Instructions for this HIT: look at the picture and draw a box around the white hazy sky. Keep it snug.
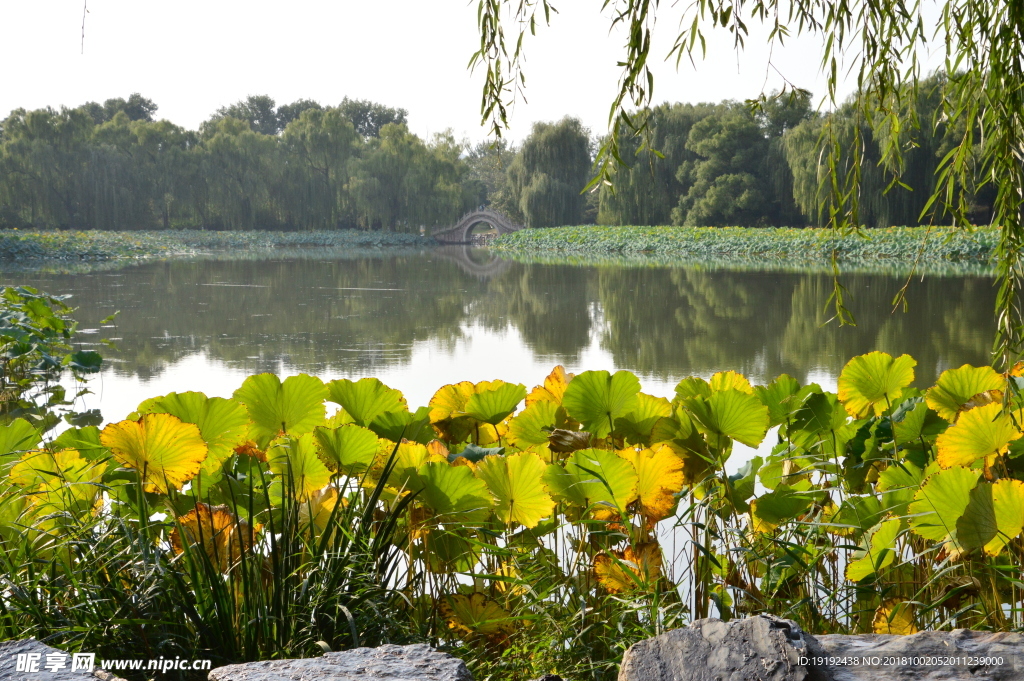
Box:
[0,1,941,143]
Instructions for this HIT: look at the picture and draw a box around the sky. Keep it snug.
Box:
[0,0,942,143]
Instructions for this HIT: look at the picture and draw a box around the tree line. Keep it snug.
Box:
[0,76,988,232]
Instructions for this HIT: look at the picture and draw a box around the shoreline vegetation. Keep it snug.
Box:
[492,225,999,272]
[0,226,1001,277]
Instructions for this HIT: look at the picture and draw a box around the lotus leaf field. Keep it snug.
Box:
[3,351,1024,677]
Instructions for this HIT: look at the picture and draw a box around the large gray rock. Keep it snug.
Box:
[618,615,828,681]
[207,644,472,681]
[816,629,1024,679]
[0,639,123,681]
[618,617,1024,681]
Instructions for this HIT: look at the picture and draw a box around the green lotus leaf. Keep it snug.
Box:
[956,478,1024,557]
[683,388,769,449]
[936,402,1020,468]
[137,392,250,482]
[267,432,332,502]
[369,406,433,444]
[753,374,801,427]
[545,448,638,514]
[838,352,917,418]
[831,495,886,534]
[562,370,641,438]
[614,393,673,446]
[50,426,107,461]
[326,377,407,426]
[418,530,479,573]
[451,444,504,464]
[673,376,711,403]
[507,400,565,448]
[892,398,947,444]
[416,461,493,523]
[234,373,328,446]
[466,381,527,425]
[542,463,588,507]
[908,465,980,542]
[877,462,924,517]
[313,424,379,476]
[475,450,557,524]
[726,456,762,512]
[749,489,814,533]
[846,517,902,582]
[926,364,1004,422]
[0,418,41,465]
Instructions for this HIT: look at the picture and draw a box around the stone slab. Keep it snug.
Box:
[0,639,122,681]
[207,644,472,681]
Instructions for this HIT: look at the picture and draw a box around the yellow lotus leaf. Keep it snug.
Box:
[12,449,105,517]
[926,364,1005,422]
[837,352,917,418]
[956,478,1024,557]
[526,365,574,406]
[299,486,344,530]
[171,503,258,572]
[428,381,476,423]
[655,440,713,487]
[936,403,1020,468]
[709,371,754,395]
[594,542,663,592]
[618,446,685,522]
[873,600,918,635]
[440,593,515,642]
[385,440,446,492]
[475,451,555,528]
[100,413,208,494]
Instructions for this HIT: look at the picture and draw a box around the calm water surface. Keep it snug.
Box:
[3,248,995,434]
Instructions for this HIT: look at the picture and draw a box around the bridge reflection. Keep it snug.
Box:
[433,245,513,279]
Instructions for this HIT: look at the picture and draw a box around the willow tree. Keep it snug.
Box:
[507,117,592,228]
[472,0,1024,367]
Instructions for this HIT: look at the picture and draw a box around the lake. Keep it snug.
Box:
[4,247,995,445]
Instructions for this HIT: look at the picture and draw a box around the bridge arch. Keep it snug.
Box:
[432,209,524,244]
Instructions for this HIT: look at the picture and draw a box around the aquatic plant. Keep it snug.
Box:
[2,355,1024,679]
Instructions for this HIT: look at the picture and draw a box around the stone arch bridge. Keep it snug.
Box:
[431,209,524,244]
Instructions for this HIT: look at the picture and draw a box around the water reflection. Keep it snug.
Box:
[4,252,995,408]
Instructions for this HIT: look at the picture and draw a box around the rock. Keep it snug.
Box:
[0,639,124,681]
[207,643,472,681]
[530,676,563,681]
[816,629,1024,680]
[618,614,828,681]
[618,617,1024,681]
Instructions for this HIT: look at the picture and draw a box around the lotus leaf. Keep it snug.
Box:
[618,446,685,521]
[594,542,662,592]
[507,400,564,448]
[440,593,514,641]
[936,402,1020,468]
[560,448,638,514]
[137,392,249,481]
[326,377,407,426]
[674,376,711,402]
[267,432,332,502]
[0,419,40,464]
[465,381,527,425]
[749,489,814,533]
[416,461,493,522]
[562,370,641,438]
[233,373,328,445]
[314,423,379,476]
[526,365,573,406]
[614,393,673,446]
[908,465,980,542]
[877,462,924,517]
[846,517,901,581]
[683,388,769,449]
[873,600,918,635]
[100,413,208,494]
[838,352,916,418]
[369,405,433,444]
[926,364,1004,422]
[475,451,554,528]
[709,370,754,394]
[753,374,801,427]
[171,503,257,573]
[956,478,1024,556]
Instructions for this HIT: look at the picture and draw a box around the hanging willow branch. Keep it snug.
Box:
[471,0,1024,368]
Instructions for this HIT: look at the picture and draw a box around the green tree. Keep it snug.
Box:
[507,117,592,228]
[338,98,408,138]
[82,93,158,125]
